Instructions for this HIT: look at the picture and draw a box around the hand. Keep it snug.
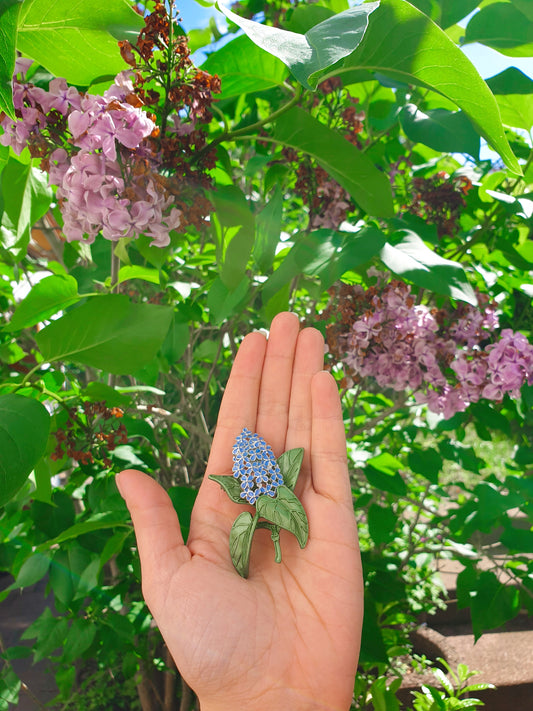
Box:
[117,312,363,711]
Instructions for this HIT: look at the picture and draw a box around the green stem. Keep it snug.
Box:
[17,361,48,390]
[257,521,282,563]
[194,84,303,163]
[110,249,120,294]
[271,526,282,564]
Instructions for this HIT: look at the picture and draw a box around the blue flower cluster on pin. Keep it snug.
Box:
[232,427,284,504]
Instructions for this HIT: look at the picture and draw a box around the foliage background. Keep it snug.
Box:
[0,0,533,709]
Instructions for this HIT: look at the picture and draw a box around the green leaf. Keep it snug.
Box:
[261,232,336,302]
[254,184,283,272]
[16,0,144,86]
[380,230,477,305]
[99,528,131,570]
[35,294,173,375]
[277,448,304,491]
[229,511,258,578]
[5,274,79,331]
[439,0,481,29]
[49,549,75,606]
[343,0,520,174]
[400,105,480,159]
[30,489,76,538]
[283,4,335,34]
[407,447,442,484]
[464,2,533,57]
[256,485,309,548]
[1,157,53,246]
[365,467,407,496]
[512,0,533,22]
[36,514,130,551]
[63,618,96,663]
[334,226,387,281]
[22,609,68,661]
[210,185,255,289]
[167,486,198,541]
[439,439,484,474]
[359,594,389,664]
[217,1,380,91]
[0,393,50,507]
[116,265,161,286]
[457,568,520,639]
[33,457,52,504]
[0,0,22,120]
[486,67,533,131]
[367,503,397,545]
[500,526,533,553]
[208,474,247,505]
[161,314,189,365]
[15,552,50,588]
[207,275,250,325]
[201,34,288,99]
[273,107,393,217]
[82,381,132,408]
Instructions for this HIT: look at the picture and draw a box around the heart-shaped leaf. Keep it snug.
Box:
[17,0,143,86]
[277,448,304,491]
[208,474,248,505]
[380,230,477,306]
[273,107,394,217]
[0,0,22,119]
[5,274,80,331]
[35,294,173,375]
[344,0,520,174]
[229,511,258,578]
[256,485,309,548]
[0,393,50,507]
[217,1,380,91]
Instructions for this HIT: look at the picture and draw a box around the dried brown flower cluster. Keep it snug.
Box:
[283,84,365,229]
[118,2,221,231]
[51,401,128,468]
[406,172,473,238]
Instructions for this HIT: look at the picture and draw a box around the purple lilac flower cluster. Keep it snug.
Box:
[334,272,533,419]
[0,59,181,246]
[232,428,284,504]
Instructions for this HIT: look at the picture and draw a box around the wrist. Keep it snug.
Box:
[199,690,351,711]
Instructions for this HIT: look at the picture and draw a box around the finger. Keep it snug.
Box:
[255,311,300,454]
[285,327,325,493]
[116,469,191,611]
[189,330,267,544]
[310,370,352,505]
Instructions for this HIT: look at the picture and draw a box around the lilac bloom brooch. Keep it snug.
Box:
[209,427,308,578]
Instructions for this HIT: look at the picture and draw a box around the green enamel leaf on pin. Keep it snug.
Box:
[256,486,309,549]
[277,448,304,491]
[229,512,258,578]
[208,474,248,505]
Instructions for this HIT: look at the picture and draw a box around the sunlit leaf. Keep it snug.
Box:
[343,0,520,173]
[0,393,50,507]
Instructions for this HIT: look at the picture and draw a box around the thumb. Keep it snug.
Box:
[116,469,191,609]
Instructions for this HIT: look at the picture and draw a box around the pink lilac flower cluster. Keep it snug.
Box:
[0,59,181,246]
[339,271,533,419]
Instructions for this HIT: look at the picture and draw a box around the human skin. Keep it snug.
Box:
[116,311,364,711]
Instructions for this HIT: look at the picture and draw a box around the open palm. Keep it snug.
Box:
[118,312,363,711]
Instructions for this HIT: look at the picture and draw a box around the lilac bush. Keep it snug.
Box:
[0,60,181,246]
[326,272,533,418]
